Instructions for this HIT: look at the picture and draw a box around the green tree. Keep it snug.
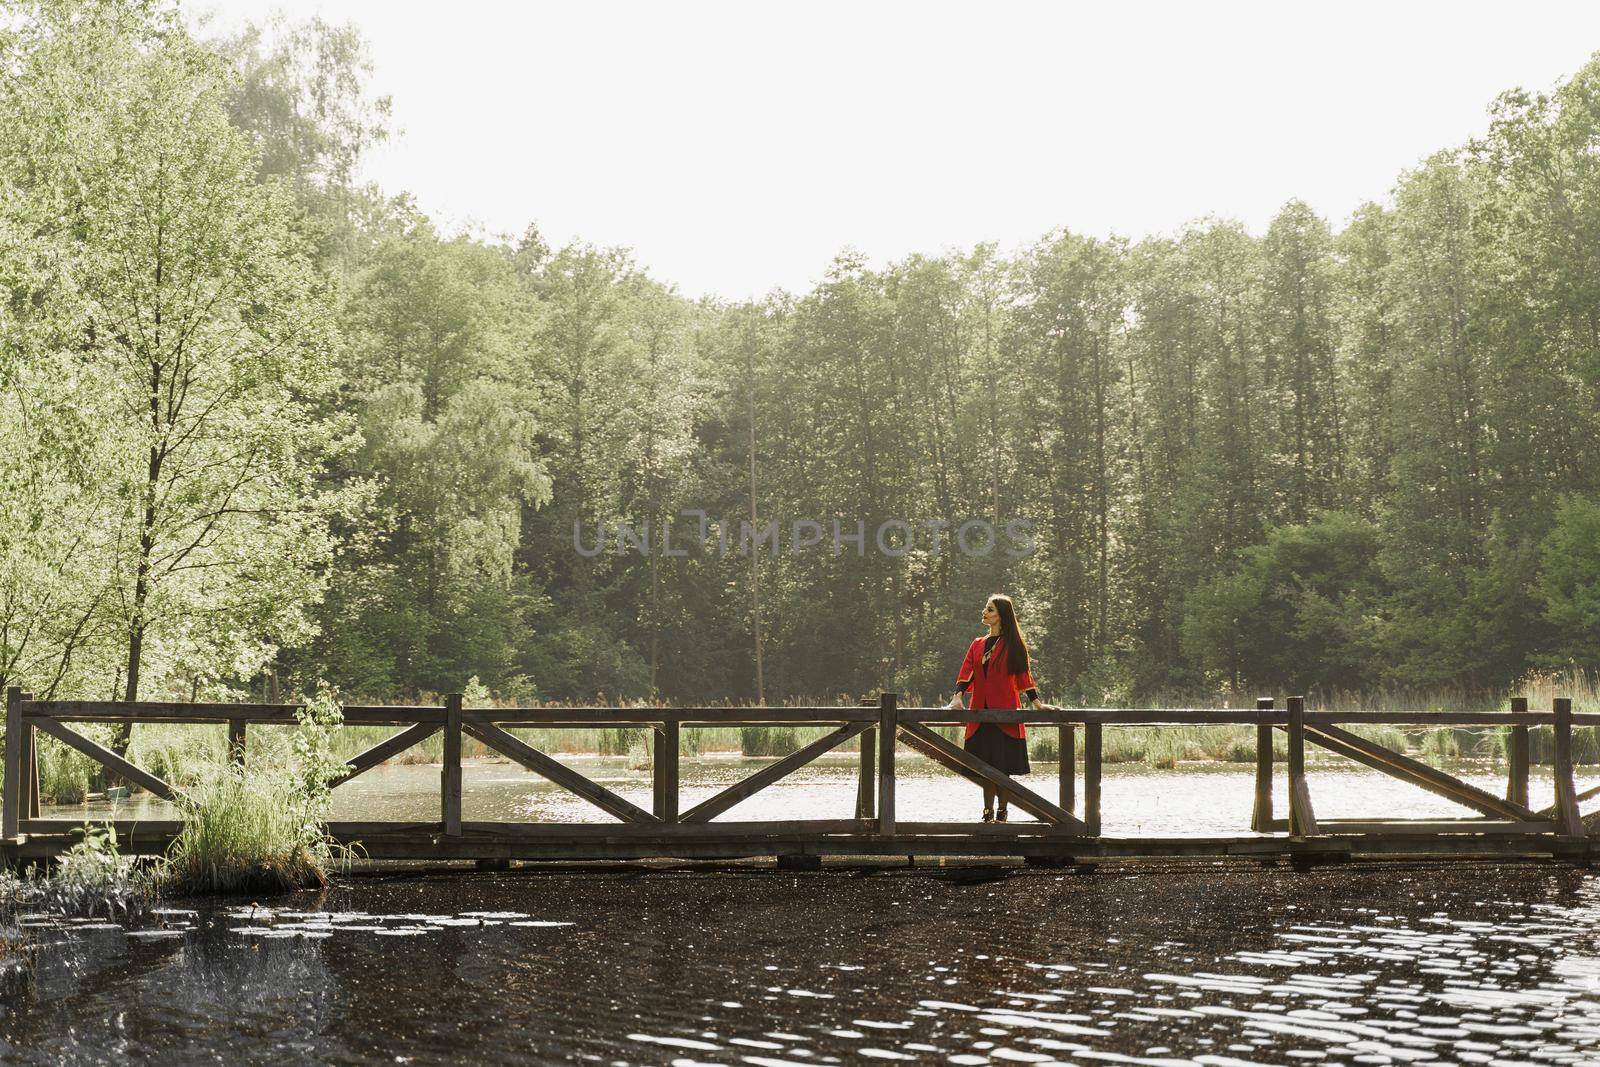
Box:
[0,2,356,726]
[1538,495,1600,667]
[1183,512,1386,695]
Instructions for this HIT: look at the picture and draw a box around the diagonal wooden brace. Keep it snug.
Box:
[1542,781,1600,818]
[896,721,1085,833]
[681,720,873,824]
[464,720,659,824]
[30,716,179,802]
[333,722,442,788]
[1302,723,1550,823]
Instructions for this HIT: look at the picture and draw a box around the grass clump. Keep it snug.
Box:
[49,823,154,918]
[164,769,331,894]
[162,683,352,896]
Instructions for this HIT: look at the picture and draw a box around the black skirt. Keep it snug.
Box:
[964,722,1031,776]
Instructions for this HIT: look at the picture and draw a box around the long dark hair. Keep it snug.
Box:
[990,594,1031,675]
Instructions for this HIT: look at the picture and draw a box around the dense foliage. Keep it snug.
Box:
[3,1,1599,709]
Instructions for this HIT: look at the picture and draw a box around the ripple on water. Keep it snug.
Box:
[9,861,1600,1065]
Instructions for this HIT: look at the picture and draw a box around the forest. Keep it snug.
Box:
[4,0,1600,713]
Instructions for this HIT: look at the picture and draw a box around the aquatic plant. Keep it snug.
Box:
[49,823,154,919]
[0,821,154,988]
[163,683,354,895]
[163,769,330,893]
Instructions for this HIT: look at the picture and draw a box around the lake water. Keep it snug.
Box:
[8,758,1600,1064]
[3,860,1600,1064]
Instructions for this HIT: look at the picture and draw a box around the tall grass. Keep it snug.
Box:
[162,684,350,896]
[163,768,337,894]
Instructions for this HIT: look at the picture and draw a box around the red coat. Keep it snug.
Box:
[956,635,1036,740]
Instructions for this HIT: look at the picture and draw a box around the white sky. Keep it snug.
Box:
[197,1,1600,300]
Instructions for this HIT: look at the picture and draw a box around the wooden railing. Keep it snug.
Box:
[3,688,1596,862]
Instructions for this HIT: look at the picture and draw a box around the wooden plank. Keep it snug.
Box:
[23,819,184,836]
[463,719,659,824]
[28,716,177,801]
[333,722,442,788]
[18,696,1567,729]
[20,701,445,725]
[1311,820,1556,835]
[911,708,1558,727]
[20,699,307,719]
[337,819,876,840]
[1508,697,1529,809]
[896,720,1085,832]
[3,688,19,840]
[227,719,247,767]
[11,818,1591,863]
[1251,697,1274,832]
[908,709,1269,726]
[1553,697,1584,837]
[1287,696,1319,836]
[878,693,897,836]
[17,832,1582,863]
[894,821,1068,836]
[1305,711,1554,727]
[483,708,878,727]
[680,720,872,824]
[653,720,679,822]
[443,694,462,837]
[1059,724,1075,814]
[856,725,876,820]
[1084,722,1102,836]
[1303,722,1544,821]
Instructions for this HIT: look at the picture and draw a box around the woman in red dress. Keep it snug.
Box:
[945,594,1051,822]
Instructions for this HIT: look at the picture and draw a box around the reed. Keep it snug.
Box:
[161,684,351,896]
[163,767,336,894]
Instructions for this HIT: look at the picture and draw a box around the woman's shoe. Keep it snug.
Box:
[996,807,1009,823]
[981,807,994,823]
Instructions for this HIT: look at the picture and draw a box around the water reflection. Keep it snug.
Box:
[3,864,1600,1063]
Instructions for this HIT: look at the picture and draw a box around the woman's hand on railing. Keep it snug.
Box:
[945,695,966,711]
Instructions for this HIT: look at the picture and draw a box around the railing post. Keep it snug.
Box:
[228,718,247,768]
[856,724,876,821]
[1553,696,1583,837]
[1287,695,1318,836]
[443,692,463,837]
[1084,719,1102,836]
[1251,697,1275,832]
[877,692,896,835]
[653,718,679,822]
[3,687,20,841]
[1058,723,1076,815]
[1507,696,1529,809]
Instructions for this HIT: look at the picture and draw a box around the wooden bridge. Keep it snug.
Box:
[4,688,1598,868]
